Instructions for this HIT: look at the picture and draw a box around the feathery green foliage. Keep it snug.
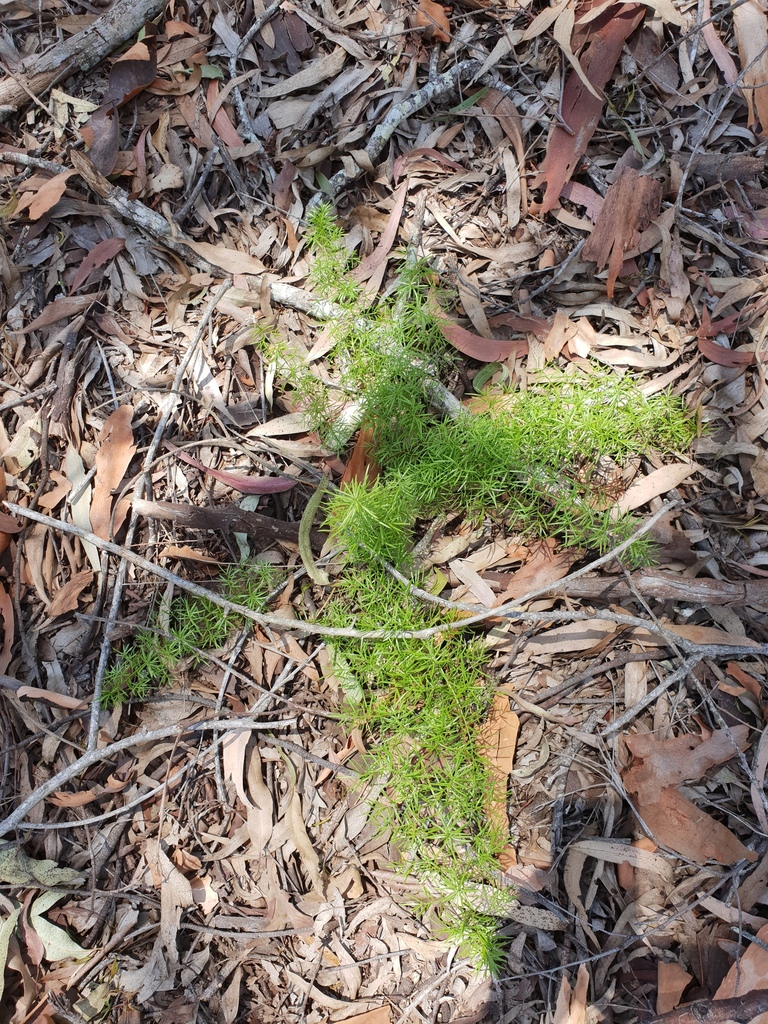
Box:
[101,562,279,707]
[324,568,511,972]
[251,205,697,972]
[329,368,694,565]
[257,203,695,565]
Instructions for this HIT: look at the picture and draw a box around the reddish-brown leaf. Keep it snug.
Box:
[474,89,525,168]
[633,787,757,865]
[697,335,765,367]
[341,427,380,488]
[48,570,94,618]
[437,317,529,362]
[70,237,126,292]
[393,149,465,182]
[165,440,296,494]
[351,182,407,284]
[734,0,768,134]
[624,727,757,865]
[487,311,552,339]
[697,308,768,364]
[0,581,13,674]
[534,4,646,213]
[91,405,137,540]
[582,166,662,297]
[272,160,297,213]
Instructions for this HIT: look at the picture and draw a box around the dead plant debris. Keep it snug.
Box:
[2,0,768,1020]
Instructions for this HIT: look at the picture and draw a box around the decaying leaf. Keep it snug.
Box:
[733,0,768,134]
[107,24,159,106]
[26,171,73,220]
[582,166,662,297]
[612,462,699,515]
[478,692,519,862]
[90,405,136,540]
[48,569,94,618]
[624,727,757,865]
[533,3,646,212]
[29,891,92,962]
[0,582,12,674]
[657,962,693,1014]
[716,920,768,997]
[553,963,590,1024]
[70,236,125,292]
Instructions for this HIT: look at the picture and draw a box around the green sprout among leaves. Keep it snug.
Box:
[234,206,698,972]
[101,562,279,708]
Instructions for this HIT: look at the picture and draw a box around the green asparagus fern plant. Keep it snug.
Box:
[265,202,695,567]
[101,561,279,707]
[254,203,696,973]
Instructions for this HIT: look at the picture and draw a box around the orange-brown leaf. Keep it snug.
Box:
[625,726,750,804]
[534,4,646,213]
[91,405,137,540]
[414,0,451,42]
[635,787,757,865]
[341,427,380,488]
[27,171,73,220]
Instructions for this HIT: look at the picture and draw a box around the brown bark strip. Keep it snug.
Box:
[132,498,324,552]
[0,0,168,116]
[558,569,768,608]
[644,991,768,1024]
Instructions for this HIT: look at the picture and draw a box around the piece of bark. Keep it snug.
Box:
[583,166,662,298]
[0,0,167,117]
[556,569,768,608]
[133,498,324,552]
[644,992,768,1024]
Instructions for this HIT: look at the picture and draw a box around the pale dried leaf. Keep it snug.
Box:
[525,619,617,655]
[733,0,768,133]
[612,462,699,514]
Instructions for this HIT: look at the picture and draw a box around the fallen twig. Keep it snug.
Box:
[0,0,167,116]
[601,656,703,738]
[322,59,482,201]
[86,279,232,748]
[0,715,295,837]
[6,504,768,660]
[645,992,768,1024]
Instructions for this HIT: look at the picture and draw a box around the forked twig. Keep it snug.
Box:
[0,716,295,837]
[7,503,768,661]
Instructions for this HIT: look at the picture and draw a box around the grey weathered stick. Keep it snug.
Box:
[227,0,284,145]
[0,0,168,116]
[0,716,295,838]
[322,59,482,201]
[601,656,703,738]
[7,503,768,657]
